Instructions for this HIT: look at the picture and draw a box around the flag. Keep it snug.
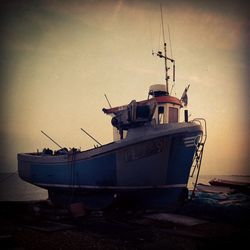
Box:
[180,84,190,106]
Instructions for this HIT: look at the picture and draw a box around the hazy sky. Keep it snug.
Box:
[0,0,249,175]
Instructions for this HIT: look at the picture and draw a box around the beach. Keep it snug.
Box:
[0,198,249,250]
[0,174,250,249]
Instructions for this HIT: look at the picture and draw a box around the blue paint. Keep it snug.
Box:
[75,153,116,186]
[22,129,202,210]
[30,153,116,186]
[30,164,71,184]
[166,133,199,185]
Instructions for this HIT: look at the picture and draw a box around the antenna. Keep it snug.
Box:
[168,24,176,95]
[154,5,175,95]
[167,24,173,58]
[160,4,168,94]
[160,5,166,44]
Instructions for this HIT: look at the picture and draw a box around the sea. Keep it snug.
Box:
[0,172,48,201]
[0,172,249,202]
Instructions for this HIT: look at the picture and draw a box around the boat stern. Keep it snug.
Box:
[18,153,33,183]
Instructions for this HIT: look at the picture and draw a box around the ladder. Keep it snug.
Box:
[189,118,207,199]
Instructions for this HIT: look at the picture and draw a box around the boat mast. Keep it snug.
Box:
[156,5,175,96]
[160,5,169,95]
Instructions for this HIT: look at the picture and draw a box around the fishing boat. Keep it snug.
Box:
[17,18,207,210]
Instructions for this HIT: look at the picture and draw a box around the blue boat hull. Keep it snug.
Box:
[18,123,202,210]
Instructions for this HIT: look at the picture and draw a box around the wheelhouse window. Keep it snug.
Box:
[169,107,178,123]
[158,106,164,124]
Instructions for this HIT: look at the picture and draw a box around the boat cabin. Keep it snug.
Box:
[103,84,183,141]
[149,84,182,124]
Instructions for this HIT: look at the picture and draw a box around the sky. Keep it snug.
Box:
[0,0,249,175]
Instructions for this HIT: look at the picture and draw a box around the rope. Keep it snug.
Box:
[67,150,77,205]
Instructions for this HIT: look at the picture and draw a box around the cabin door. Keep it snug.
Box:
[169,107,178,123]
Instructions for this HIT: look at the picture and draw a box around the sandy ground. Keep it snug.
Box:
[0,200,249,250]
